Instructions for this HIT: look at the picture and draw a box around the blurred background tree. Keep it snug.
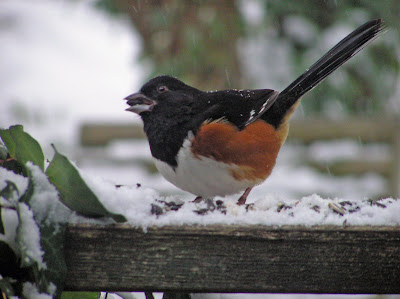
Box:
[98,0,245,90]
[95,0,399,118]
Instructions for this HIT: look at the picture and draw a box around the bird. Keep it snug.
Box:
[124,19,384,205]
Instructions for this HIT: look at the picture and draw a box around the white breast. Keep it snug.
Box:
[153,135,258,197]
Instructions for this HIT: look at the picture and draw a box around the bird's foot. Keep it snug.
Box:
[237,187,253,205]
[192,196,203,203]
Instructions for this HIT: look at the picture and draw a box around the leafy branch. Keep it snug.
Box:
[0,125,126,298]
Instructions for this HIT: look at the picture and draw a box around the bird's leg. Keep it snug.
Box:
[237,187,252,205]
[192,196,203,203]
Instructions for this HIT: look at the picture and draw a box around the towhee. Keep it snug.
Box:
[125,19,384,205]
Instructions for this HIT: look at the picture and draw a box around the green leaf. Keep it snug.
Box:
[0,158,27,177]
[0,181,20,235]
[0,142,8,160]
[61,292,99,299]
[30,263,50,295]
[0,276,15,297]
[0,180,20,201]
[0,125,45,171]
[19,170,34,205]
[39,222,67,298]
[0,129,16,157]
[46,145,126,223]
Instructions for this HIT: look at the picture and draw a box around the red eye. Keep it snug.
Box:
[158,85,168,93]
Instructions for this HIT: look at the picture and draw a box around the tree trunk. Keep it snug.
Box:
[115,0,244,90]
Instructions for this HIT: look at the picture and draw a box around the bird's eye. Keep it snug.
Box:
[158,85,168,93]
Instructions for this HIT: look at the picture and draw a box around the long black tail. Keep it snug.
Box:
[264,19,385,128]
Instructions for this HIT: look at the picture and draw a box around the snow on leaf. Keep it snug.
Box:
[46,145,126,223]
[0,129,16,157]
[0,180,20,201]
[22,282,52,299]
[0,180,20,235]
[25,164,67,297]
[0,143,8,160]
[16,202,45,269]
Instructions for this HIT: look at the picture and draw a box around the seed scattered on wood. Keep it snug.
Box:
[277,202,292,213]
[329,202,346,215]
[311,205,320,213]
[367,198,387,208]
[151,204,164,216]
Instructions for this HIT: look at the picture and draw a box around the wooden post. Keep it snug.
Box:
[64,224,400,294]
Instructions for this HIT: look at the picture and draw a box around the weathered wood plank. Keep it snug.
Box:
[288,118,396,143]
[64,224,400,294]
[80,123,145,146]
[79,119,398,146]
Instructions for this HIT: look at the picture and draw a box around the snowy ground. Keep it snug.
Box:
[0,1,398,299]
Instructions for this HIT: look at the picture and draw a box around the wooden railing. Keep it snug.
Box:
[64,224,400,294]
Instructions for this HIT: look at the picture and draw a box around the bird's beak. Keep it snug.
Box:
[124,93,156,114]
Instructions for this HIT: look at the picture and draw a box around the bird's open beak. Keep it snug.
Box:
[124,93,156,114]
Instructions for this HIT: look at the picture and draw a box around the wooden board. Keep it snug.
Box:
[79,118,398,146]
[64,224,400,294]
[288,118,396,143]
[80,123,146,146]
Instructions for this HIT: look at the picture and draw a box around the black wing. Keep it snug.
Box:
[193,89,279,130]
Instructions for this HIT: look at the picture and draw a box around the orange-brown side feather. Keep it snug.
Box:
[191,119,287,182]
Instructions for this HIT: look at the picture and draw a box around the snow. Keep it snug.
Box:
[0,167,29,252]
[79,169,400,227]
[0,167,29,197]
[27,163,72,226]
[1,160,398,246]
[22,282,52,299]
[16,202,46,269]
